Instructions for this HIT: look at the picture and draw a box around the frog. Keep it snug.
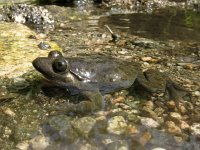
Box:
[32,50,186,113]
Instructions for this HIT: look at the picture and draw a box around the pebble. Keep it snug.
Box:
[3,108,15,117]
[193,91,200,97]
[111,96,125,104]
[166,100,176,109]
[177,104,187,114]
[141,56,153,62]
[151,148,166,150]
[190,123,200,137]
[180,120,190,131]
[154,107,165,116]
[144,100,154,110]
[107,116,127,135]
[139,131,152,146]
[28,135,49,150]
[140,117,160,128]
[169,112,182,120]
[165,121,182,135]
[38,41,51,50]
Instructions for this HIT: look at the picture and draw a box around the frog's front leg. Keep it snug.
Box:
[48,90,104,114]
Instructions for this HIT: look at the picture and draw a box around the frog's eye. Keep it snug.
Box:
[48,50,62,58]
[52,58,69,73]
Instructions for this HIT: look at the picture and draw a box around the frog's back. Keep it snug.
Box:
[67,55,138,94]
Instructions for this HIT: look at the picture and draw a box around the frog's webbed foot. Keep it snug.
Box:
[136,69,190,100]
[46,90,104,114]
[166,80,190,101]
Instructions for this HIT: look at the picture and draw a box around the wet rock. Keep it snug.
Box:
[107,116,127,135]
[71,117,96,137]
[165,121,182,135]
[140,117,160,128]
[131,38,160,49]
[0,4,54,31]
[190,123,200,137]
[0,22,61,78]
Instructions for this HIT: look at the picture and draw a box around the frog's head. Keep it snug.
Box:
[32,51,73,84]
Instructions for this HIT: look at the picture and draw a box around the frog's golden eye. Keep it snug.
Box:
[52,58,69,73]
[48,50,62,58]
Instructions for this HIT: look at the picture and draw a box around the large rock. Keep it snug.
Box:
[0,22,61,78]
[0,0,37,4]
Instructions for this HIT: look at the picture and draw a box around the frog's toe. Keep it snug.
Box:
[166,81,190,100]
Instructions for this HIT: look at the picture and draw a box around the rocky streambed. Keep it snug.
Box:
[0,1,200,150]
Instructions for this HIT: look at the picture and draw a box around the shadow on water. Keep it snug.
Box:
[99,8,200,42]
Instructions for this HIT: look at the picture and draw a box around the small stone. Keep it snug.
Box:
[177,104,187,114]
[165,121,182,135]
[142,62,150,67]
[38,41,51,50]
[141,57,152,62]
[154,107,165,116]
[169,112,182,120]
[139,131,152,146]
[3,108,15,117]
[166,100,176,109]
[144,100,154,110]
[140,117,160,128]
[107,116,127,135]
[180,120,189,131]
[193,91,200,97]
[112,96,125,104]
[152,148,166,150]
[183,64,198,70]
[142,106,159,121]
[127,125,139,135]
[16,141,29,150]
[190,123,200,137]
[4,127,12,137]
[11,77,30,91]
[29,135,49,150]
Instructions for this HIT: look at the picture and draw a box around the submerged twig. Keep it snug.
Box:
[104,24,119,42]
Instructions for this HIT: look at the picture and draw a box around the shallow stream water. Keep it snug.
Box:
[0,2,200,150]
